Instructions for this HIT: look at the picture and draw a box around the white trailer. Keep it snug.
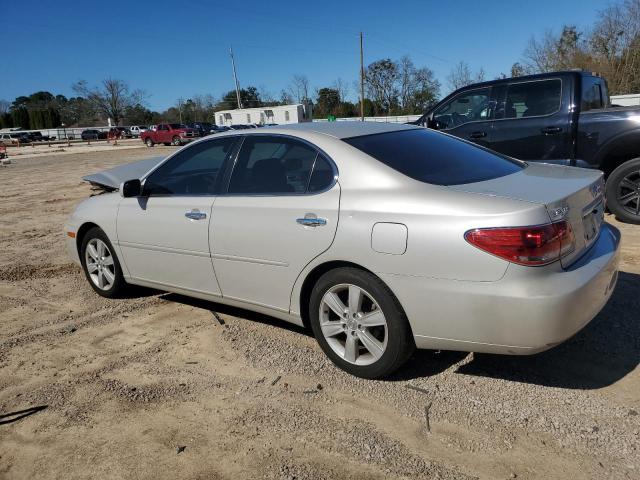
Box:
[214,104,312,126]
[610,94,640,106]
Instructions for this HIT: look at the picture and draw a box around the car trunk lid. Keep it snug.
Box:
[448,163,605,268]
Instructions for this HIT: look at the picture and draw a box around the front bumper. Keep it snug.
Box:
[381,223,621,355]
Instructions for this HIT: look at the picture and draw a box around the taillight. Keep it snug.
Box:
[464,220,575,266]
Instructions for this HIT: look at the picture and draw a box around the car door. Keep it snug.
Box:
[210,135,340,312]
[430,86,494,148]
[116,136,238,295]
[156,124,170,143]
[489,78,571,162]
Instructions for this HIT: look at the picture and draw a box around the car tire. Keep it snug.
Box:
[606,157,640,225]
[145,137,154,147]
[309,267,415,379]
[171,136,181,146]
[80,227,128,298]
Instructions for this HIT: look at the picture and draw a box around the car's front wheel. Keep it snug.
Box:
[80,227,127,298]
[606,158,640,224]
[309,268,415,379]
[171,136,181,146]
[145,137,154,147]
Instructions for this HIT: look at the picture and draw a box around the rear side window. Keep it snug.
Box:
[344,129,523,186]
[228,136,319,194]
[581,76,604,111]
[504,79,561,118]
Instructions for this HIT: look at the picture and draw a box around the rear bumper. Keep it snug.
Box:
[381,223,621,354]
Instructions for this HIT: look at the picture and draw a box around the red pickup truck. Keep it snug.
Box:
[140,123,199,147]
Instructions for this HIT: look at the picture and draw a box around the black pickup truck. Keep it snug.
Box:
[412,71,640,224]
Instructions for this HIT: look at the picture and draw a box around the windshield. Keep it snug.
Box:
[344,128,524,186]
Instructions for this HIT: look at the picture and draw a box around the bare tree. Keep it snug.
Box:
[280,89,294,105]
[365,59,399,114]
[0,100,10,115]
[288,74,310,103]
[446,61,473,91]
[333,78,349,102]
[73,78,146,125]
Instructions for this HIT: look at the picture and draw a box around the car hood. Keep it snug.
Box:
[82,156,164,189]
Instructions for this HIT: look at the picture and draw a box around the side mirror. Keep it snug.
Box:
[120,179,142,198]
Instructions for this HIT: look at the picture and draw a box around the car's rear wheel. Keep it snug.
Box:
[606,157,640,224]
[171,136,181,146]
[145,137,154,147]
[80,227,127,298]
[309,268,414,379]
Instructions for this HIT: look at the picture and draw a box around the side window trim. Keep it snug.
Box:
[141,136,241,197]
[219,134,338,197]
[433,86,494,130]
[494,77,563,122]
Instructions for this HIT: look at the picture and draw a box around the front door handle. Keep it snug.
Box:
[185,209,207,220]
[541,126,562,135]
[297,214,327,227]
[469,131,487,139]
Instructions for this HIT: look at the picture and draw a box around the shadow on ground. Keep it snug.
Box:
[158,271,639,390]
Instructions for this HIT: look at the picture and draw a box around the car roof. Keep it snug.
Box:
[258,121,419,139]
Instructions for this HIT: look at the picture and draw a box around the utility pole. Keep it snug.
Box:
[230,46,243,109]
[360,32,365,121]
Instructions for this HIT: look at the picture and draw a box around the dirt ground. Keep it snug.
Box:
[0,149,638,480]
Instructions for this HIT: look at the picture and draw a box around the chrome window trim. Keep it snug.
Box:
[220,133,339,197]
[493,77,564,122]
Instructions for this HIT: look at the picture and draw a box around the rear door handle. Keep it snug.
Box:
[541,126,562,135]
[185,209,207,220]
[469,131,487,139]
[297,214,327,227]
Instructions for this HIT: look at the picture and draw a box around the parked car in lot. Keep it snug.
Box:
[129,126,148,138]
[140,123,198,146]
[81,129,108,140]
[0,133,30,145]
[412,70,640,224]
[27,131,50,142]
[187,122,215,137]
[67,122,619,378]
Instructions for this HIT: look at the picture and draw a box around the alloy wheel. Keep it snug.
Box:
[617,171,640,216]
[85,238,116,290]
[319,284,388,365]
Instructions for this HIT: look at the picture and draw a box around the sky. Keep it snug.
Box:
[1,0,609,111]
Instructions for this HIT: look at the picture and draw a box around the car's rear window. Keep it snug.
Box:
[343,128,524,185]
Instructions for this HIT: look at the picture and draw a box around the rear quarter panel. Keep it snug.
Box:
[287,137,550,316]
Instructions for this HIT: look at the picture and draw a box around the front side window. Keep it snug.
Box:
[503,79,561,119]
[144,137,237,195]
[432,88,491,130]
[344,128,523,186]
[228,136,320,194]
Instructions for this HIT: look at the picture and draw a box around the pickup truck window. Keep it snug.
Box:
[581,76,604,111]
[158,124,169,131]
[432,87,491,129]
[504,79,561,119]
[344,128,523,186]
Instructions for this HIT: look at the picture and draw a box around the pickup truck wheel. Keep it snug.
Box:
[145,137,154,147]
[171,136,182,146]
[606,157,640,224]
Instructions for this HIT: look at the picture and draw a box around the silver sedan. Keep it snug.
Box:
[65,122,620,378]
